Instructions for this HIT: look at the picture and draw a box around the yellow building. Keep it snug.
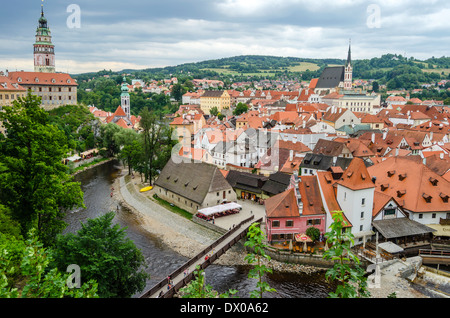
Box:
[200,90,230,115]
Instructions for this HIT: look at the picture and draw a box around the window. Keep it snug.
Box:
[272,220,280,228]
[286,220,294,227]
[360,225,363,231]
[432,213,436,219]
[384,209,395,217]
[361,198,365,206]
[307,219,321,226]
[419,214,423,219]
[360,212,364,219]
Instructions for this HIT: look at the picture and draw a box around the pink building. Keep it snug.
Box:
[265,174,326,244]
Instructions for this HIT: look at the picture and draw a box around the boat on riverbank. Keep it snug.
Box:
[140,186,153,193]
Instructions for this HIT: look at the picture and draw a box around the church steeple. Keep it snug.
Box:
[121,77,131,119]
[344,39,353,91]
[34,0,55,73]
[346,40,352,67]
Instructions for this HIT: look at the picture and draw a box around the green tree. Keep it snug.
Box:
[0,93,85,246]
[306,226,320,242]
[210,106,219,117]
[233,103,249,116]
[139,107,176,185]
[0,230,98,298]
[114,128,143,175]
[171,83,186,102]
[51,212,149,298]
[178,266,237,298]
[244,222,276,298]
[99,123,123,157]
[323,211,370,298]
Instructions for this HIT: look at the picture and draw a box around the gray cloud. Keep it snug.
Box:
[0,0,449,74]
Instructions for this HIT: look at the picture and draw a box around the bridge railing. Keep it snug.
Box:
[141,216,263,298]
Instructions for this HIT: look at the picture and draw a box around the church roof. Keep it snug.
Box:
[315,66,345,89]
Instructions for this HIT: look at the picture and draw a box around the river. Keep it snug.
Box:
[64,160,336,298]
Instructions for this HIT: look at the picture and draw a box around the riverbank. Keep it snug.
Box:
[112,167,428,298]
[111,170,324,275]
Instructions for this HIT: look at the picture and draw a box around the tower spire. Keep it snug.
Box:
[346,39,352,67]
[34,0,55,73]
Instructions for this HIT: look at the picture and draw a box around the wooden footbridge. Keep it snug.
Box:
[140,215,263,298]
[419,249,450,266]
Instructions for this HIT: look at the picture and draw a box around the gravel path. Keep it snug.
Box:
[115,174,221,259]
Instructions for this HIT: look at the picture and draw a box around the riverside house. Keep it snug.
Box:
[154,158,237,214]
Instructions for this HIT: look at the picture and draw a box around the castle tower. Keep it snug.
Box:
[121,77,131,119]
[34,1,55,73]
[344,40,353,91]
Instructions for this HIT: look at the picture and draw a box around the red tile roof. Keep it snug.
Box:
[367,157,450,213]
[8,72,77,86]
[337,158,376,191]
[0,76,26,91]
[265,187,299,218]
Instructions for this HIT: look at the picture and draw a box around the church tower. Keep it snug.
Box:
[121,77,131,119]
[344,40,353,91]
[34,2,55,73]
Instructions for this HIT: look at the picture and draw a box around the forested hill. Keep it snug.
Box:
[73,54,450,114]
[74,54,450,86]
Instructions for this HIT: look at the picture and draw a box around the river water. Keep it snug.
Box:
[64,160,336,298]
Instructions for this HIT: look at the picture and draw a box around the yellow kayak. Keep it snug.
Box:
[140,186,153,193]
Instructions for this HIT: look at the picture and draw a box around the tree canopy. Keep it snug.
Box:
[0,93,84,246]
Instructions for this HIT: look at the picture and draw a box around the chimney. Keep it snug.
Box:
[440,153,444,160]
[383,131,387,140]
[290,150,294,162]
[371,133,375,144]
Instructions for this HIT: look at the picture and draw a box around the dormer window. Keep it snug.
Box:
[440,193,449,203]
[429,177,438,186]
[422,193,432,203]
[397,190,406,198]
[381,184,389,191]
[35,77,39,83]
[17,77,22,82]
[387,170,395,177]
[398,173,407,181]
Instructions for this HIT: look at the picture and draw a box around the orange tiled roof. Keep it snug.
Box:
[337,157,376,191]
[316,171,352,227]
[0,76,26,91]
[367,157,450,213]
[8,72,77,86]
[265,188,299,218]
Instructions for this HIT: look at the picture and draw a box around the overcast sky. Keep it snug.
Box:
[1,0,449,74]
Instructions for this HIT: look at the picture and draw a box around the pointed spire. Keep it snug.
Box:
[41,0,44,16]
[346,39,352,67]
